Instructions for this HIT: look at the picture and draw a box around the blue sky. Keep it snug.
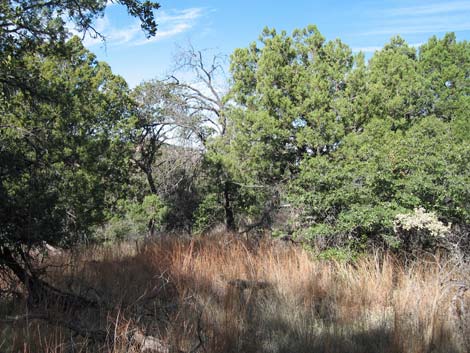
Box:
[81,0,470,87]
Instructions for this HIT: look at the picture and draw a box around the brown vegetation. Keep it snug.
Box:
[0,236,469,353]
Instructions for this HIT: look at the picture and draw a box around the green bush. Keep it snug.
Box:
[97,195,168,241]
[290,116,470,251]
[193,193,225,234]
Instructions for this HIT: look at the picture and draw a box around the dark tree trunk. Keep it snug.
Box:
[145,166,158,195]
[0,246,27,284]
[223,181,236,232]
[138,163,158,236]
[148,218,156,237]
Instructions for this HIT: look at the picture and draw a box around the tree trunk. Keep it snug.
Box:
[148,218,156,237]
[145,166,158,195]
[0,246,27,284]
[141,164,158,236]
[223,181,236,232]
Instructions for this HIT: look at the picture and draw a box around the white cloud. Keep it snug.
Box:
[133,8,204,45]
[158,8,204,23]
[109,23,142,45]
[362,17,470,36]
[135,23,191,45]
[79,16,111,46]
[80,7,205,48]
[386,1,470,16]
[359,1,470,36]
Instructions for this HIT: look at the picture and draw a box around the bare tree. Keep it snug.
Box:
[131,79,204,234]
[131,44,238,233]
[167,44,239,232]
[168,43,229,141]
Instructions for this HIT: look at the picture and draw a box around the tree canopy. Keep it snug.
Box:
[0,37,133,250]
[228,25,361,183]
[0,0,161,279]
[220,27,470,253]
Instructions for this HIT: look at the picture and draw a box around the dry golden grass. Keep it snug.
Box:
[1,235,469,353]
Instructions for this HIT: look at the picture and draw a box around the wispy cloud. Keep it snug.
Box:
[158,8,204,23]
[386,1,470,16]
[80,16,142,47]
[359,1,470,36]
[135,8,205,45]
[79,7,205,48]
[362,16,470,36]
[134,23,191,45]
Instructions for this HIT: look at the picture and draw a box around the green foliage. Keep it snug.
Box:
[206,141,278,231]
[0,38,134,249]
[0,1,160,110]
[219,25,368,232]
[129,79,207,233]
[0,0,163,261]
[2,13,469,260]
[291,115,470,249]
[228,25,362,183]
[98,195,168,241]
[0,0,160,47]
[193,193,225,234]
[366,37,430,127]
[317,247,357,262]
[419,33,470,122]
[227,28,470,252]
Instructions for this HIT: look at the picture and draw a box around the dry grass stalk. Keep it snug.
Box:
[0,235,468,353]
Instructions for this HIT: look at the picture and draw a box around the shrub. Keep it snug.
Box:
[393,207,451,252]
[97,195,168,241]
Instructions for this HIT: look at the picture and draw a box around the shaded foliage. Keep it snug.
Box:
[0,38,133,249]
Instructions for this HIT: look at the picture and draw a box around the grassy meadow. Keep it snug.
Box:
[1,236,468,353]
